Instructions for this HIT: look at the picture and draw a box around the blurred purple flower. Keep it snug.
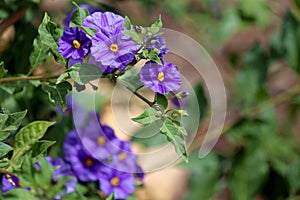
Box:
[63,130,103,182]
[98,168,135,199]
[140,61,182,94]
[45,157,77,199]
[63,4,101,28]
[110,141,138,172]
[145,35,169,57]
[80,112,120,160]
[1,174,23,194]
[58,27,91,60]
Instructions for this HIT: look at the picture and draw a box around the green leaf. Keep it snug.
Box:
[237,0,271,27]
[117,67,144,92]
[0,158,10,168]
[160,118,188,162]
[33,157,54,191]
[69,6,90,27]
[42,82,72,110]
[4,188,37,200]
[156,93,168,109]
[36,13,66,66]
[132,107,162,126]
[78,63,102,84]
[31,140,56,159]
[229,148,269,200]
[17,155,36,187]
[56,64,82,84]
[0,142,13,157]
[287,158,300,194]
[123,16,132,30]
[0,110,27,132]
[107,192,115,200]
[0,61,8,78]
[150,16,163,34]
[141,50,162,65]
[29,36,51,74]
[122,30,141,43]
[182,153,223,200]
[10,121,55,170]
[0,131,10,141]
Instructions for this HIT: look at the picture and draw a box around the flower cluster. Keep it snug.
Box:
[58,6,182,94]
[62,99,143,199]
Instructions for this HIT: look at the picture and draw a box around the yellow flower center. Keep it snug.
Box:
[157,72,165,82]
[110,177,120,186]
[110,43,119,53]
[72,40,81,49]
[84,158,94,167]
[118,153,127,161]
[97,136,106,146]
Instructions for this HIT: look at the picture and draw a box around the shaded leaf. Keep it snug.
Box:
[160,118,188,162]
[0,142,13,157]
[156,93,168,109]
[78,63,102,84]
[0,61,7,78]
[29,36,51,74]
[0,110,27,132]
[118,67,144,92]
[42,82,72,110]
[31,140,56,159]
[69,5,89,27]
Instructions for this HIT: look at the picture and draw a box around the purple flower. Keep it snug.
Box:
[83,12,140,72]
[82,12,124,34]
[140,61,182,94]
[1,174,23,194]
[98,169,135,199]
[63,130,103,182]
[90,27,139,72]
[145,35,169,57]
[63,5,101,28]
[45,157,77,199]
[58,27,91,60]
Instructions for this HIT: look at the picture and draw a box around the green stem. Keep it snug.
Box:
[0,74,59,83]
[126,86,155,107]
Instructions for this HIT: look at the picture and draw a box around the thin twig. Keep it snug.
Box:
[0,74,59,83]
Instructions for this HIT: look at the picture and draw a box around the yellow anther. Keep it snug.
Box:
[97,136,106,146]
[110,177,120,186]
[157,72,165,82]
[110,43,119,53]
[118,153,127,161]
[72,40,81,49]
